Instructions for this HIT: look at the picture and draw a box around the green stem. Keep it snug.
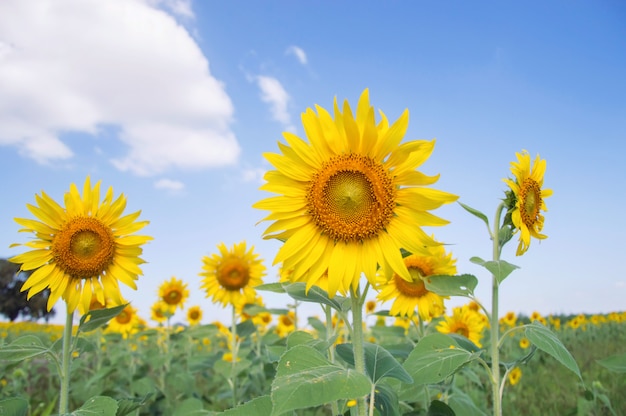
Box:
[324,305,340,416]
[58,304,74,415]
[230,305,238,407]
[350,285,367,416]
[491,202,505,416]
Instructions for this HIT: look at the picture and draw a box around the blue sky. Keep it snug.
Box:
[1,0,625,326]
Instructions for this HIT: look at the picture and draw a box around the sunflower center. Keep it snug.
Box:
[116,310,132,325]
[519,178,542,227]
[450,323,470,338]
[307,154,395,242]
[189,310,200,320]
[394,267,429,298]
[52,217,115,279]
[164,290,183,305]
[217,258,251,291]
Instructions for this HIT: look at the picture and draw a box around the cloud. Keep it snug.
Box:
[241,167,266,183]
[0,0,239,175]
[286,45,307,65]
[154,178,185,192]
[256,76,295,131]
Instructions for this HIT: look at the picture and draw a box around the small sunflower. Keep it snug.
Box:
[436,304,486,347]
[200,241,266,308]
[276,311,296,338]
[10,176,152,315]
[503,150,553,256]
[107,304,142,338]
[253,89,457,297]
[159,276,189,310]
[508,367,522,386]
[151,301,171,323]
[186,305,203,326]
[376,243,456,321]
[500,311,517,327]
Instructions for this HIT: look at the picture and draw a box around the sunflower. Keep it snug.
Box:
[508,367,522,386]
[158,276,189,310]
[253,89,457,297]
[503,150,553,256]
[107,304,143,338]
[376,243,456,321]
[10,176,152,315]
[186,305,203,326]
[151,301,171,323]
[436,304,486,347]
[276,311,296,338]
[200,241,266,308]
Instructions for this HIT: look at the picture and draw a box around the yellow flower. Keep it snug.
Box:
[508,367,522,386]
[519,337,530,349]
[150,301,171,323]
[200,241,266,308]
[500,311,517,327]
[107,305,141,338]
[503,150,553,255]
[365,300,377,315]
[376,243,456,321]
[253,89,457,297]
[186,305,203,326]
[158,276,189,310]
[10,176,151,315]
[530,311,547,326]
[437,304,486,347]
[276,311,296,338]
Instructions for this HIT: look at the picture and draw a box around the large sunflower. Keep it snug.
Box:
[376,243,456,321]
[199,241,266,308]
[10,177,152,315]
[503,150,553,256]
[158,276,189,311]
[253,89,457,297]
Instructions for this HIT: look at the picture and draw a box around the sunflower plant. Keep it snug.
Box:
[2,176,151,415]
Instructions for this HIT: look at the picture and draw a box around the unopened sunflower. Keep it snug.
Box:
[503,150,553,255]
[254,89,457,297]
[200,241,266,308]
[10,177,151,315]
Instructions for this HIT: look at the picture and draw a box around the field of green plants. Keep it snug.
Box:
[1,304,625,416]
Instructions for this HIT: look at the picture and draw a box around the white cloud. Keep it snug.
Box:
[256,76,295,132]
[286,45,307,65]
[154,178,185,192]
[0,0,239,175]
[241,167,266,183]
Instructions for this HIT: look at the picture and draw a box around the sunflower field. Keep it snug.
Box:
[1,90,625,416]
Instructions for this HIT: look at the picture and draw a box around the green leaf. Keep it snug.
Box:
[78,303,128,333]
[525,322,582,380]
[448,390,487,416]
[597,352,626,373]
[0,335,49,361]
[0,397,29,416]
[469,257,519,285]
[172,398,212,416]
[458,202,489,229]
[283,282,349,312]
[219,396,276,416]
[335,342,413,384]
[372,383,400,416]
[254,283,286,293]
[424,274,478,298]
[270,345,371,415]
[115,393,153,416]
[427,399,456,416]
[70,396,118,416]
[403,333,477,385]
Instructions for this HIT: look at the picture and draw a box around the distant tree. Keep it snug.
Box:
[0,258,55,322]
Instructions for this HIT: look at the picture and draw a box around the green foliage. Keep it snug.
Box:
[597,352,626,373]
[0,397,29,416]
[424,274,478,298]
[469,257,519,285]
[525,322,582,381]
[78,304,128,334]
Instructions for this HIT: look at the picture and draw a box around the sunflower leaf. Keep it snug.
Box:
[525,322,582,380]
[254,283,286,294]
[336,342,413,384]
[458,202,489,228]
[69,396,118,416]
[270,345,371,415]
[0,335,50,362]
[282,282,348,312]
[596,352,626,373]
[78,303,128,334]
[469,257,519,285]
[403,333,478,385]
[0,397,29,416]
[424,274,478,298]
[218,395,276,416]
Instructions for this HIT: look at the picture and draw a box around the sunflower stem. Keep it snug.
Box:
[324,305,340,416]
[350,285,368,416]
[230,304,238,407]
[59,304,74,415]
[491,202,505,416]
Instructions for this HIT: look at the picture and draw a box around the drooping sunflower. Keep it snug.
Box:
[503,150,553,256]
[376,243,456,321]
[253,89,457,297]
[186,305,203,326]
[436,304,486,347]
[158,276,189,311]
[10,176,152,315]
[200,241,266,308]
